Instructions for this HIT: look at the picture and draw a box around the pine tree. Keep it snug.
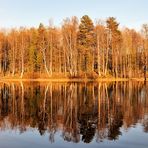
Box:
[28,29,38,73]
[77,15,96,77]
[106,17,122,77]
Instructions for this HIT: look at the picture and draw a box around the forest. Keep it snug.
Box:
[0,15,148,79]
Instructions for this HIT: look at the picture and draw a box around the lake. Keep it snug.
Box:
[0,81,147,148]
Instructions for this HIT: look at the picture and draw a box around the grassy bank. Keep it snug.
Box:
[0,77,147,82]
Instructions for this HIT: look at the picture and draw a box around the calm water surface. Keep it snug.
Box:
[0,81,147,148]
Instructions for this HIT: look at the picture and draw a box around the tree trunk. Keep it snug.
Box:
[20,42,24,78]
[49,34,53,76]
[97,32,101,76]
[42,47,50,77]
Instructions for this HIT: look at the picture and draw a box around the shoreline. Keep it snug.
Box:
[0,78,147,82]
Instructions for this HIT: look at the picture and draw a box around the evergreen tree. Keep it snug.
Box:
[106,17,122,77]
[28,29,38,73]
[77,15,96,77]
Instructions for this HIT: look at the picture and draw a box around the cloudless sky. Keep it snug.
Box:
[0,0,148,30]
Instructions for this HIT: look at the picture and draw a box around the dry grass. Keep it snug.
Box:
[0,77,147,82]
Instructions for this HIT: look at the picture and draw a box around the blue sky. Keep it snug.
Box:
[0,0,147,30]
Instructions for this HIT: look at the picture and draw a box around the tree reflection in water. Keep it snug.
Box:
[0,81,147,143]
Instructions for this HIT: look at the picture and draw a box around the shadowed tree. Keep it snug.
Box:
[106,17,122,77]
[38,23,50,76]
[77,15,96,77]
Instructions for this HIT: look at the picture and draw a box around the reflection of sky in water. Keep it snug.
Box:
[0,124,147,148]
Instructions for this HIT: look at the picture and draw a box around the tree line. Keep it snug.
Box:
[0,15,148,78]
